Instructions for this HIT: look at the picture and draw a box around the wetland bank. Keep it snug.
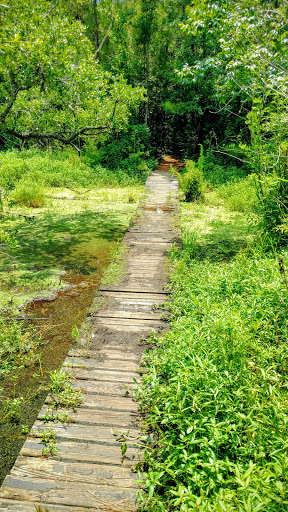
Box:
[0,149,151,484]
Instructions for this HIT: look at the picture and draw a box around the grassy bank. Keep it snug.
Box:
[137,186,288,510]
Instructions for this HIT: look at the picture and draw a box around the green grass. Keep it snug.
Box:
[136,195,288,511]
[208,174,259,213]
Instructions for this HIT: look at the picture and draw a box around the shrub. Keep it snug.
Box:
[0,320,36,376]
[84,124,157,183]
[254,173,288,245]
[179,159,205,202]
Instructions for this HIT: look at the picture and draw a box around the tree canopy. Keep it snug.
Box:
[0,0,145,148]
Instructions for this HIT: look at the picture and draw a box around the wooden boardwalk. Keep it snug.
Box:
[0,156,181,512]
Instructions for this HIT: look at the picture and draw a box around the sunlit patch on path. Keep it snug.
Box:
[0,156,180,511]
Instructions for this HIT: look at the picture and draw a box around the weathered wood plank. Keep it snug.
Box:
[99,288,169,295]
[9,458,138,487]
[64,357,138,372]
[94,318,165,327]
[92,310,163,320]
[68,349,139,362]
[31,422,140,442]
[1,481,136,510]
[68,368,138,383]
[0,498,105,512]
[38,407,138,427]
[45,393,138,411]
[71,380,133,396]
[99,290,166,298]
[21,439,142,465]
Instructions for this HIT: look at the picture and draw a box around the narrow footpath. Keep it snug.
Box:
[0,156,181,512]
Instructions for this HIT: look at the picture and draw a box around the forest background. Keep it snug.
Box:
[1,0,288,238]
[1,0,288,511]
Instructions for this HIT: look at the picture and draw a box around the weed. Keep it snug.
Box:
[177,159,205,202]
[215,174,259,213]
[40,411,73,423]
[49,369,83,412]
[169,242,180,262]
[182,231,197,258]
[41,427,59,458]
[41,444,59,458]
[0,319,39,377]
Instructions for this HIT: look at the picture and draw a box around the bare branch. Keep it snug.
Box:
[4,125,110,145]
[213,149,251,165]
[94,21,113,59]
[41,0,59,18]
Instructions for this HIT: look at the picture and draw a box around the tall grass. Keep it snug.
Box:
[136,211,288,510]
[11,180,45,207]
[216,174,259,213]
[0,149,148,191]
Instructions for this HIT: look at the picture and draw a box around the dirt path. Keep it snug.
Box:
[0,156,181,511]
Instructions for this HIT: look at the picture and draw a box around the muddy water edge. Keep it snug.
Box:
[0,234,122,484]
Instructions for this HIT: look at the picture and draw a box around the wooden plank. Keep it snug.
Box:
[68,368,138,383]
[71,380,133,396]
[94,318,165,327]
[97,350,141,361]
[64,357,138,372]
[0,498,103,512]
[21,439,141,465]
[1,480,136,510]
[99,288,169,295]
[99,291,166,300]
[45,393,138,412]
[31,422,140,442]
[90,322,165,333]
[92,311,163,320]
[0,500,91,512]
[68,349,139,362]
[8,457,138,487]
[38,407,137,427]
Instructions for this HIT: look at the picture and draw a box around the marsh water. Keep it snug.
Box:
[0,212,129,485]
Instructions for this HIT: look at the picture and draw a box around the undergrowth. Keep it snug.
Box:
[212,174,258,213]
[136,200,288,511]
[0,148,151,191]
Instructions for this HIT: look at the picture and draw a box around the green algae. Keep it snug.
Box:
[0,185,143,312]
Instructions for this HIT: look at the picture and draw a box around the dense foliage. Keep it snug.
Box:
[0,0,145,147]
[136,199,288,511]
